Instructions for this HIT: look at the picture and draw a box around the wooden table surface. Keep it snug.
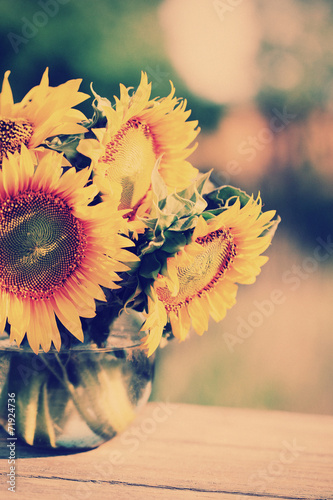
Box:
[0,402,332,499]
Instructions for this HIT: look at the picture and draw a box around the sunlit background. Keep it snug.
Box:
[1,0,332,414]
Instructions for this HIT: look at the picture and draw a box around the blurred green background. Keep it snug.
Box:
[1,0,332,414]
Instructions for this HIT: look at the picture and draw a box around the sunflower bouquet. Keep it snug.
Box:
[0,69,278,448]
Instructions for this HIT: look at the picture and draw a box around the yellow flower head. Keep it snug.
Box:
[78,72,200,219]
[0,68,88,164]
[0,146,136,353]
[141,197,276,355]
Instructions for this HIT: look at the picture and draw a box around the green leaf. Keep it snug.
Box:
[162,232,187,253]
[146,171,209,233]
[177,170,211,206]
[139,252,163,279]
[45,134,84,162]
[168,214,200,232]
[204,185,251,211]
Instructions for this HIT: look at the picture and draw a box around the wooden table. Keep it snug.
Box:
[0,403,332,499]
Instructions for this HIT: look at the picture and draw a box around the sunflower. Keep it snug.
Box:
[0,68,88,165]
[0,146,136,353]
[141,196,276,355]
[78,72,199,218]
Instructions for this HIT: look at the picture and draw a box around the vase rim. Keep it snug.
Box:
[0,333,146,353]
[0,310,148,353]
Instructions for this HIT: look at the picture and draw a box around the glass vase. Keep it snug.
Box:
[0,310,154,450]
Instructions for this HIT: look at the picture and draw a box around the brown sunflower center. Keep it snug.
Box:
[156,229,237,312]
[0,191,87,300]
[0,118,34,162]
[101,118,159,210]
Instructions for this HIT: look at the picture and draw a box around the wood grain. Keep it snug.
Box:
[0,403,332,499]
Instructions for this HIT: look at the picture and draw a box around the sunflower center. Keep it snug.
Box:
[101,118,159,210]
[156,229,237,312]
[0,118,34,161]
[0,191,87,300]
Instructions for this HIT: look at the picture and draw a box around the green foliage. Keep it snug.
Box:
[203,185,252,214]
[136,167,263,289]
[140,165,210,259]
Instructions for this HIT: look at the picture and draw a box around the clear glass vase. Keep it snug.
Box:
[0,310,154,450]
